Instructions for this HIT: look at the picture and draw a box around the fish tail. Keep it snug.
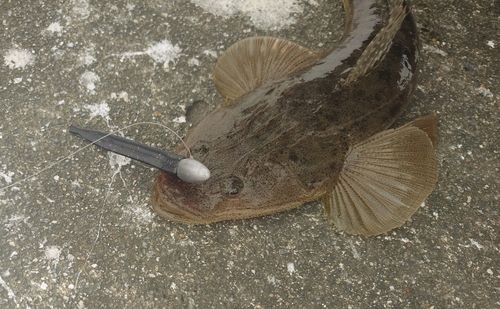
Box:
[344,0,408,84]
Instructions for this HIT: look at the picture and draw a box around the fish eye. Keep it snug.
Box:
[221,176,244,197]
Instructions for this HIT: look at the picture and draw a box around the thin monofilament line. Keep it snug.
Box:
[0,122,192,192]
[73,163,121,293]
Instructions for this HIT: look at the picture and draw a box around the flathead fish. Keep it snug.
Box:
[152,0,438,236]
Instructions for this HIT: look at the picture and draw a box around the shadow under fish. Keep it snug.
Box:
[152,0,438,237]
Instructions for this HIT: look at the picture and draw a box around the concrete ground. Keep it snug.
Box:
[0,0,498,308]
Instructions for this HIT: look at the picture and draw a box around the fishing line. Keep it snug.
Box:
[0,121,192,192]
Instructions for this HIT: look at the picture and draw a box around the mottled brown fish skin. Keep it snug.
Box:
[152,0,422,225]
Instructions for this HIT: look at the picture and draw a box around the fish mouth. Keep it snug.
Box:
[151,196,203,225]
[150,172,253,225]
[151,172,216,225]
[151,171,314,225]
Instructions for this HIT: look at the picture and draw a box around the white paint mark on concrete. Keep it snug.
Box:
[348,239,361,260]
[118,39,182,71]
[108,152,131,169]
[190,0,317,30]
[287,262,295,275]
[5,214,29,229]
[44,246,62,274]
[188,57,200,66]
[203,49,218,58]
[79,71,100,92]
[170,282,177,291]
[267,275,276,284]
[173,116,186,123]
[79,48,97,66]
[4,49,36,69]
[46,22,63,34]
[469,239,484,250]
[70,0,92,20]
[44,196,55,204]
[80,53,97,66]
[117,91,129,102]
[0,275,18,307]
[475,86,493,98]
[422,43,448,56]
[45,246,61,260]
[84,101,110,123]
[39,238,47,249]
[0,171,14,184]
[123,203,155,225]
[486,40,495,48]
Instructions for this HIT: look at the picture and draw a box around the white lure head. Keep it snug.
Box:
[176,158,211,183]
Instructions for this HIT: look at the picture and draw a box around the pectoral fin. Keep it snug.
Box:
[213,36,321,102]
[401,115,438,148]
[322,116,438,237]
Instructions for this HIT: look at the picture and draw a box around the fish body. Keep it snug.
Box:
[152,0,438,236]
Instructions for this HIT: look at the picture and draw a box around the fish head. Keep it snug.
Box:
[151,100,313,225]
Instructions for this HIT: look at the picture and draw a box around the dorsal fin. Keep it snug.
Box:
[322,117,438,236]
[213,36,321,102]
[344,0,407,84]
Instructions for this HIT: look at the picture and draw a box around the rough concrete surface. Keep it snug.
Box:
[0,0,499,308]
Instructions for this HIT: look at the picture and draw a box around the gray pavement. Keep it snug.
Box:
[0,0,499,308]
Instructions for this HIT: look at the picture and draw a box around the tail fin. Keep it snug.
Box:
[344,0,407,84]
